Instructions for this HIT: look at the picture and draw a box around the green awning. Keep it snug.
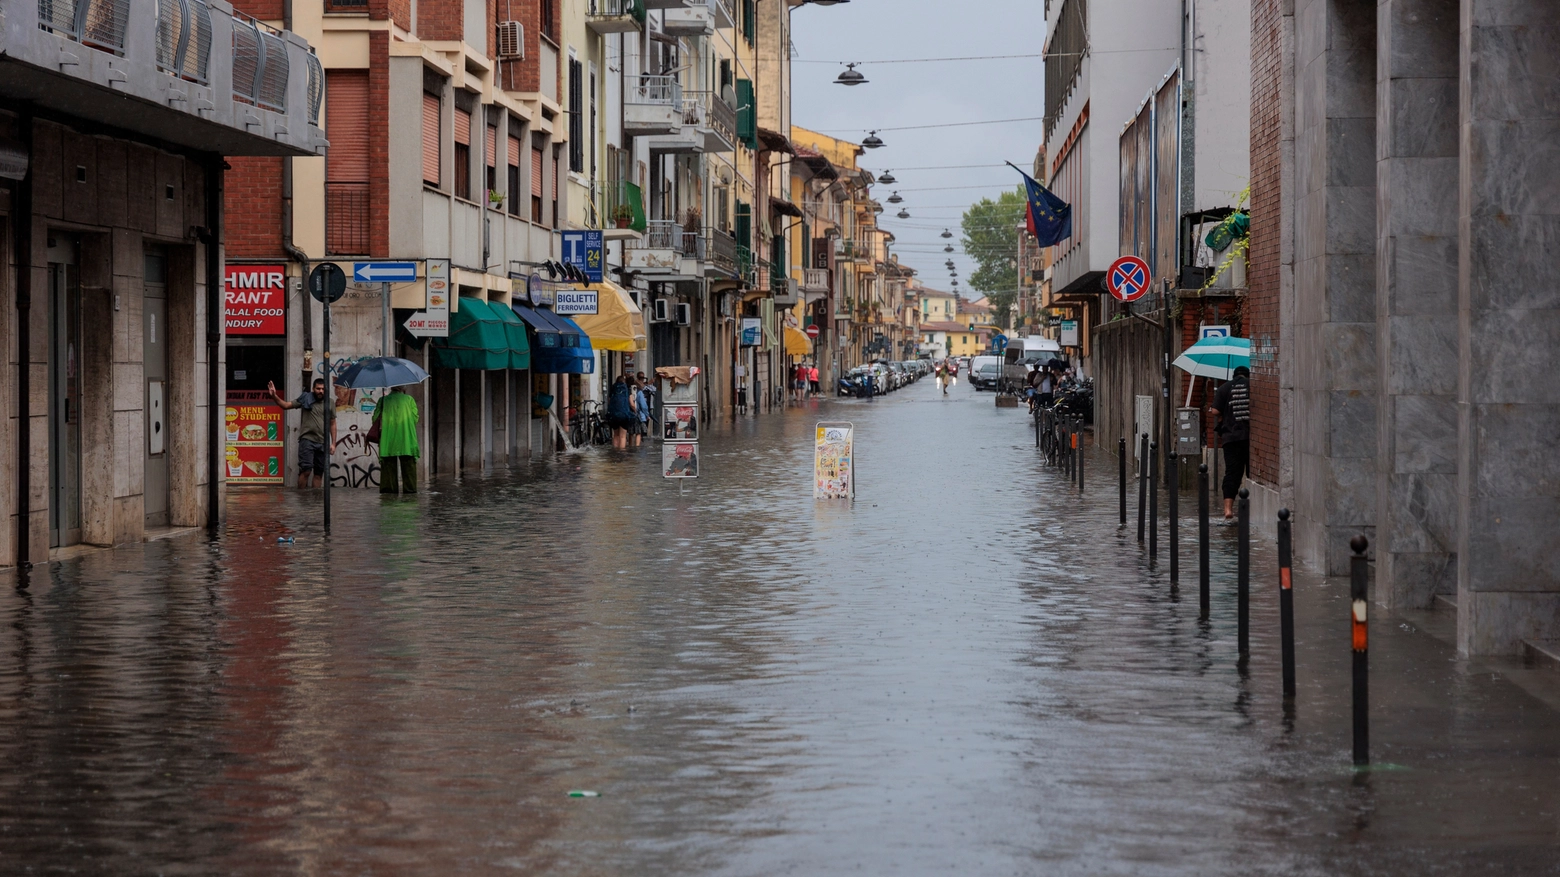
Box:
[431,297,510,370]
[491,301,532,370]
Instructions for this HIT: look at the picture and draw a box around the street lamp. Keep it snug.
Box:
[897,208,910,219]
[944,244,954,253]
[941,228,953,238]
[887,191,902,204]
[835,63,867,86]
[877,170,897,185]
[862,131,885,149]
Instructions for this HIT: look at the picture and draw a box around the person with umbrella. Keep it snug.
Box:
[334,356,430,495]
[1209,366,1252,521]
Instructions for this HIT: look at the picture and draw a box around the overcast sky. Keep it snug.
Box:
[790,0,1047,297]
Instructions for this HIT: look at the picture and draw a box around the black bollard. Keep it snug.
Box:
[1278,508,1296,698]
[1148,442,1159,561]
[1137,433,1148,543]
[1119,437,1128,526]
[1237,488,1250,657]
[1076,417,1085,492]
[1198,464,1210,619]
[1035,403,1041,449]
[1350,534,1370,766]
[1168,451,1179,585]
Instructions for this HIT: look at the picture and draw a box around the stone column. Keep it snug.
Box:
[1375,0,1459,609]
[1456,0,1560,654]
[1290,0,1378,574]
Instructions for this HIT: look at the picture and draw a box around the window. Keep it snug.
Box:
[486,122,498,201]
[568,57,583,173]
[326,70,370,255]
[540,0,556,42]
[453,107,472,200]
[507,132,522,218]
[532,145,544,223]
[741,0,755,45]
[421,91,441,187]
[736,78,755,148]
[551,146,560,228]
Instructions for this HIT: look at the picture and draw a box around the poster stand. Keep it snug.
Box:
[814,421,855,499]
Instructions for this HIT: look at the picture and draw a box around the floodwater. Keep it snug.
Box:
[4,377,1560,875]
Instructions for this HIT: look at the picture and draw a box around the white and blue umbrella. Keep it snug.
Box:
[335,356,430,389]
[1173,336,1250,380]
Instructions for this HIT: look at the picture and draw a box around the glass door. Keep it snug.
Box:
[47,240,82,548]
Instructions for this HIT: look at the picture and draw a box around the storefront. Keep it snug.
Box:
[223,264,289,486]
[428,294,531,474]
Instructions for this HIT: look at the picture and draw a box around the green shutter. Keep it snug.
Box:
[742,0,756,44]
[735,201,751,249]
[772,233,786,290]
[736,78,756,148]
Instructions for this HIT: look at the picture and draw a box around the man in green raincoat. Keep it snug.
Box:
[372,387,420,495]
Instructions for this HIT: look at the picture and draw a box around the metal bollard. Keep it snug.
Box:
[1076,417,1084,492]
[1237,488,1250,657]
[1198,464,1210,619]
[1168,451,1179,585]
[1278,508,1296,698]
[1350,534,1370,766]
[1148,442,1159,561]
[1119,437,1128,526]
[1137,433,1149,543]
[1035,404,1041,449]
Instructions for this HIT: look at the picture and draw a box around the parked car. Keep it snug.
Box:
[967,354,1004,390]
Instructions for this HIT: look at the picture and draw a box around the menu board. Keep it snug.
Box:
[225,391,284,484]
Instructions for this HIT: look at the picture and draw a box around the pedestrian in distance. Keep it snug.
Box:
[1210,365,1252,521]
[371,386,419,495]
[809,363,820,397]
[631,376,649,449]
[637,372,658,431]
[608,375,635,450]
[936,360,948,395]
[268,377,336,489]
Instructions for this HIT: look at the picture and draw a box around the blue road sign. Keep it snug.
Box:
[559,230,604,283]
[353,261,418,283]
[991,333,1009,351]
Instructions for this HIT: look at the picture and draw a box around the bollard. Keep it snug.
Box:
[1137,433,1149,543]
[1168,451,1179,585]
[1035,404,1041,449]
[1278,508,1296,698]
[1148,441,1159,561]
[1350,534,1370,766]
[1119,437,1128,526]
[1237,488,1250,657]
[1076,417,1084,492]
[1198,464,1210,619]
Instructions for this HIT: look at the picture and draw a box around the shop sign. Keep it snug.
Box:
[224,391,284,484]
[1059,320,1079,347]
[740,317,762,346]
[559,230,604,282]
[555,288,599,315]
[225,265,287,335]
[527,274,556,308]
[404,259,450,337]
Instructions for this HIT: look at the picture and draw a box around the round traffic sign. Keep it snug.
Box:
[805,324,820,339]
[1107,255,1152,303]
[308,262,347,304]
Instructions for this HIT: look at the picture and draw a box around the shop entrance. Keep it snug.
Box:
[46,236,81,548]
[144,250,169,528]
[226,342,285,392]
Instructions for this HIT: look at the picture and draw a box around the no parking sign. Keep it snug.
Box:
[1107,256,1151,303]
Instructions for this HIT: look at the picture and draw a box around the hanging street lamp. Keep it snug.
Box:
[862,131,885,149]
[897,208,910,219]
[835,63,867,86]
[877,170,896,185]
[940,228,953,239]
[887,191,903,204]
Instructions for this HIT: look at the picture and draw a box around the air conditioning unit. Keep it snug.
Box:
[674,302,692,327]
[496,21,525,59]
[653,298,670,322]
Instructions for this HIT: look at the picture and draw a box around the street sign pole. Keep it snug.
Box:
[381,281,390,356]
[308,262,346,536]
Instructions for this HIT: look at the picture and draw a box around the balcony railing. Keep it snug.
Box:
[39,0,130,54]
[704,230,737,275]
[627,73,680,107]
[154,0,212,82]
[231,11,289,112]
[803,268,829,292]
[803,200,840,226]
[628,219,683,250]
[680,90,737,149]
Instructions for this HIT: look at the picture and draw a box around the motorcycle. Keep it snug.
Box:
[837,373,874,398]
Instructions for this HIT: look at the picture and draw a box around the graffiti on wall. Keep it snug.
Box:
[319,356,383,489]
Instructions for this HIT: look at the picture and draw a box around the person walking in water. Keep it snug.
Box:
[371,386,420,495]
[268,377,336,489]
[1210,365,1252,521]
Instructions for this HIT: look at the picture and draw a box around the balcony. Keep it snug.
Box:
[663,1,713,36]
[587,0,645,34]
[6,0,323,157]
[703,230,738,278]
[626,220,699,277]
[624,73,681,136]
[597,180,646,238]
[772,274,798,306]
[642,0,689,7]
[647,90,736,154]
[802,268,830,295]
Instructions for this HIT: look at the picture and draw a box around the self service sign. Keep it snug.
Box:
[225,265,287,335]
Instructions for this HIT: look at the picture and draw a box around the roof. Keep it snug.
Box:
[917,287,957,298]
[921,321,978,333]
[960,300,992,312]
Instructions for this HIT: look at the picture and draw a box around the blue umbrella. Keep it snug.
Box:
[1173,336,1250,380]
[334,356,430,389]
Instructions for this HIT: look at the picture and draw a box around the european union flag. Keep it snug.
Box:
[1009,163,1072,247]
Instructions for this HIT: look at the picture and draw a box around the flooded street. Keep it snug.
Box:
[4,378,1560,875]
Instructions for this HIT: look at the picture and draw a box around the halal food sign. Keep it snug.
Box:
[225,265,287,335]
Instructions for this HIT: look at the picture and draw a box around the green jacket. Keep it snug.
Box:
[372,392,420,458]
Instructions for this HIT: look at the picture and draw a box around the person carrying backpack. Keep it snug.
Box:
[1210,365,1252,520]
[608,375,635,450]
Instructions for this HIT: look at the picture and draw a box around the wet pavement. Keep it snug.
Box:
[4,377,1560,875]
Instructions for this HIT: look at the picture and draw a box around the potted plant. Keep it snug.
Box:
[611,203,635,228]
[488,189,505,208]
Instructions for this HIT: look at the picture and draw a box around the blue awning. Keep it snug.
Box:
[512,303,595,374]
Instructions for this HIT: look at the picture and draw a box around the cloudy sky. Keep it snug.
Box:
[790,0,1047,296]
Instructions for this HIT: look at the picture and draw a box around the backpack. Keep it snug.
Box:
[608,382,633,420]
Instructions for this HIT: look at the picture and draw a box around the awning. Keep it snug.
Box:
[513,303,595,374]
[784,325,812,356]
[490,302,532,370]
[570,281,646,352]
[431,297,512,370]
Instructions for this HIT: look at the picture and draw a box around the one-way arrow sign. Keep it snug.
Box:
[354,261,418,283]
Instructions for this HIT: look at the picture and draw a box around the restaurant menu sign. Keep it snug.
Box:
[225,391,284,484]
[225,265,287,335]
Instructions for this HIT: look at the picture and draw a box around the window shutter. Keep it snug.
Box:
[325,70,369,183]
[454,108,471,146]
[508,133,521,167]
[532,146,544,196]
[486,124,498,167]
[736,78,756,148]
[421,92,440,186]
[568,58,584,172]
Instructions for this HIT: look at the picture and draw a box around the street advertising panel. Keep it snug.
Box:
[740,317,762,346]
[1059,320,1079,347]
[663,405,698,440]
[559,230,604,282]
[663,373,699,403]
[404,259,450,337]
[224,391,284,484]
[814,421,855,499]
[224,264,286,335]
[662,442,699,478]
